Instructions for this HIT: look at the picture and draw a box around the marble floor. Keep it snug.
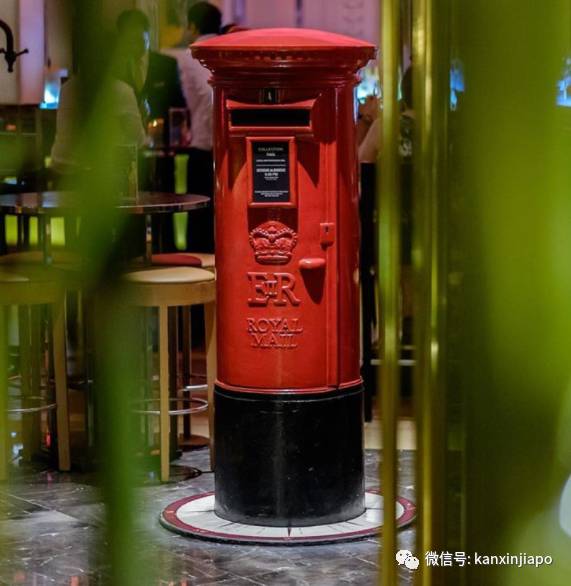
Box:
[0,448,416,586]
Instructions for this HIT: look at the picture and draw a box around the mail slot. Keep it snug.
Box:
[192,28,375,527]
[230,108,311,127]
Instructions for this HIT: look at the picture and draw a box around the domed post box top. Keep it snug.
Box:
[191,28,376,78]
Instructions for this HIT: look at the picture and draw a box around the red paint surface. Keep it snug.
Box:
[193,29,375,394]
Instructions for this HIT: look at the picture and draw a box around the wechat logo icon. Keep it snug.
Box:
[396,549,420,571]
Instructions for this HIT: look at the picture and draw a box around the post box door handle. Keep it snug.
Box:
[298,258,326,270]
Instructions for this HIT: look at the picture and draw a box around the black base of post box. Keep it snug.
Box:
[214,384,365,527]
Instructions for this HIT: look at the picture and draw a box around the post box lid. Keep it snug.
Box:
[191,28,376,73]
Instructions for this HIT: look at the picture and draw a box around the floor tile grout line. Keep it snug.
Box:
[0,490,106,529]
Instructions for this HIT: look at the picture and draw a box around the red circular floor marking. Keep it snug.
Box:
[160,489,415,545]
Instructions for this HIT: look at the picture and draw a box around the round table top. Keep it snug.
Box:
[0,191,210,215]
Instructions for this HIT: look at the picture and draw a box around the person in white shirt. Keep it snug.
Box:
[51,77,146,178]
[166,1,221,252]
[51,27,147,178]
[50,32,147,248]
[181,3,219,153]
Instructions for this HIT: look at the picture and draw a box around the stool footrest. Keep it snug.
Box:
[132,397,208,416]
[180,383,208,392]
[7,399,57,414]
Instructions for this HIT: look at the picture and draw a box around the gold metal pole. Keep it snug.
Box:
[0,308,7,481]
[412,0,449,583]
[412,0,432,582]
[379,0,401,583]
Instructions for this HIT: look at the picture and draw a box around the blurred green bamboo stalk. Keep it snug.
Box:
[457,1,571,584]
[0,308,6,576]
[70,2,145,583]
[92,293,142,585]
[411,0,571,584]
[0,309,7,478]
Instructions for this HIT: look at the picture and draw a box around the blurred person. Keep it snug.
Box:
[356,94,380,147]
[183,1,221,171]
[115,9,150,98]
[116,10,186,144]
[116,10,190,252]
[50,31,146,254]
[220,22,237,35]
[46,30,148,347]
[167,1,222,252]
[50,33,146,180]
[358,66,414,163]
[358,67,415,342]
[220,23,249,35]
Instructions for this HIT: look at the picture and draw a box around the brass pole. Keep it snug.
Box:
[0,308,7,481]
[379,0,401,583]
[413,0,449,583]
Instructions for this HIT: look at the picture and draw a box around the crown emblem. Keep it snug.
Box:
[249,220,298,265]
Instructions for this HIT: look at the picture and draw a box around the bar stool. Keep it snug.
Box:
[0,250,87,381]
[148,252,215,271]
[147,253,215,447]
[0,268,70,480]
[119,266,216,481]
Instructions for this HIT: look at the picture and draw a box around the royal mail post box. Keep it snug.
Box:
[192,29,375,527]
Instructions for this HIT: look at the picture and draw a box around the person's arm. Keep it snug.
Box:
[358,118,381,163]
[357,117,374,146]
[357,95,379,145]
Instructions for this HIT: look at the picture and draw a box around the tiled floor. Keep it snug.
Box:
[0,449,416,585]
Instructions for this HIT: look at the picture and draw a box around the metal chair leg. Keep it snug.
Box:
[159,305,170,482]
[168,307,178,458]
[18,306,34,461]
[52,299,70,471]
[29,305,42,456]
[181,307,192,439]
[0,308,8,480]
[204,301,216,470]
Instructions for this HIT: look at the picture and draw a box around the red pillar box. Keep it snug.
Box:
[192,29,375,527]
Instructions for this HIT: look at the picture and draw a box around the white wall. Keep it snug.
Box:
[0,0,45,104]
[244,0,297,29]
[237,0,378,45]
[303,0,379,45]
[45,0,72,71]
